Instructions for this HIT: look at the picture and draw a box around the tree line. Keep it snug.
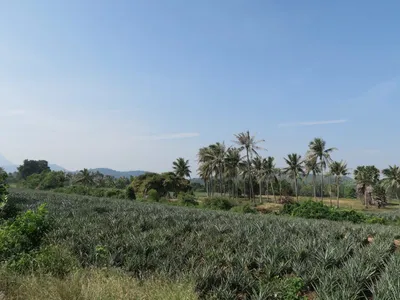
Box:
[194,131,400,208]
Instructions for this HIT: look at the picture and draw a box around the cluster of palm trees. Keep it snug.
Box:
[73,169,131,188]
[195,131,353,207]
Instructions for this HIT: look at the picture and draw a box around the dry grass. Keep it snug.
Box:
[0,269,196,300]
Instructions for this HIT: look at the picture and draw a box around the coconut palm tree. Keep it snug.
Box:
[306,138,337,201]
[234,131,265,201]
[263,156,276,201]
[329,161,349,208]
[225,147,242,198]
[197,143,226,195]
[239,160,255,199]
[253,156,265,203]
[173,157,191,178]
[354,166,380,209]
[75,168,95,187]
[282,153,305,201]
[304,157,320,200]
[381,165,400,204]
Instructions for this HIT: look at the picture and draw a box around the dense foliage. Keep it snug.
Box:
[53,186,127,199]
[0,169,8,210]
[131,172,191,197]
[17,159,50,179]
[6,189,400,299]
[281,200,371,224]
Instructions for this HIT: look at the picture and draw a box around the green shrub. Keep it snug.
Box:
[147,189,160,202]
[126,186,136,200]
[282,277,306,300]
[365,216,387,224]
[230,204,256,214]
[0,204,51,260]
[282,200,366,223]
[202,197,234,210]
[7,245,79,276]
[0,171,9,212]
[177,192,198,206]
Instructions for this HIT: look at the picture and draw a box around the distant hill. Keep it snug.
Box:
[0,154,17,173]
[49,164,68,172]
[89,168,147,178]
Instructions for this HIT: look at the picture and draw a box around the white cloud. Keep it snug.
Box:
[134,132,200,140]
[278,119,347,127]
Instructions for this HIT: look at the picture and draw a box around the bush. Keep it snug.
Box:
[7,245,79,276]
[202,197,234,210]
[230,204,256,214]
[177,192,198,206]
[281,200,367,224]
[0,171,9,212]
[147,189,160,202]
[126,186,136,200]
[0,204,51,260]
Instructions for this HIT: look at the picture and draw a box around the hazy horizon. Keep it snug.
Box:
[1,1,400,173]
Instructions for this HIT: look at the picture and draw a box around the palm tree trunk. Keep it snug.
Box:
[321,171,324,202]
[246,149,253,202]
[279,179,282,202]
[219,171,223,196]
[259,182,262,203]
[313,174,316,201]
[211,177,214,196]
[271,181,276,203]
[336,177,340,208]
[364,190,368,209]
[266,180,269,201]
[329,175,332,207]
[295,178,298,201]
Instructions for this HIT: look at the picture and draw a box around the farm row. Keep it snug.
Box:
[3,190,400,299]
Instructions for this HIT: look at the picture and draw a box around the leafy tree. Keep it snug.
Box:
[172,158,191,178]
[17,159,50,180]
[75,169,95,187]
[126,186,136,200]
[104,175,116,188]
[234,131,265,201]
[93,171,106,187]
[306,138,336,201]
[147,189,160,202]
[115,177,130,189]
[381,165,400,201]
[329,161,349,208]
[354,165,380,208]
[40,171,67,190]
[131,172,190,198]
[283,153,305,201]
[0,168,8,211]
[343,184,357,199]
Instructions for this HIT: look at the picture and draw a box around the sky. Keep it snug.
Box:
[1,0,400,173]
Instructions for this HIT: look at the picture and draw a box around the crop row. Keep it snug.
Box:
[7,189,400,299]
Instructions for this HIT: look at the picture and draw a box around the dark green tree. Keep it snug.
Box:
[17,159,50,179]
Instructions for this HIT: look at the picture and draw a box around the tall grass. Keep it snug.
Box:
[0,268,195,300]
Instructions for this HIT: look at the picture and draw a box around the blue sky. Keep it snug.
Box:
[1,0,400,172]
